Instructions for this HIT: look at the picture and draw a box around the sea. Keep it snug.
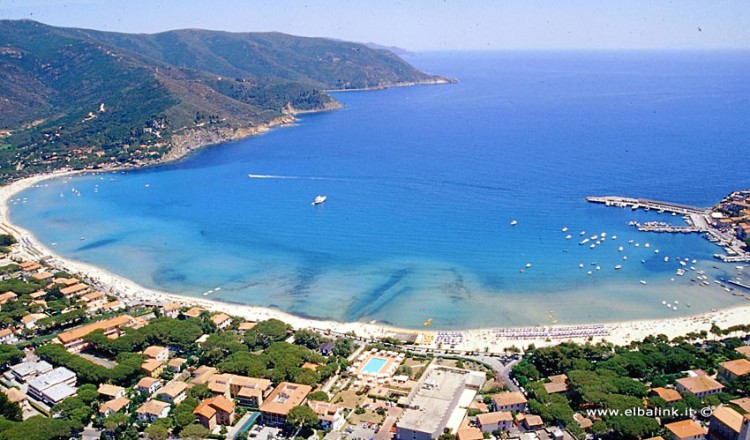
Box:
[9,51,750,329]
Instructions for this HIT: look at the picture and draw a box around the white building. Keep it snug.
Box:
[27,367,77,406]
[10,360,53,383]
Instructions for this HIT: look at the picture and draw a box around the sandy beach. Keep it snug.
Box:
[2,171,749,354]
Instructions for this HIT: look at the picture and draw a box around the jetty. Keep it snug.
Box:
[632,222,701,233]
[585,196,708,215]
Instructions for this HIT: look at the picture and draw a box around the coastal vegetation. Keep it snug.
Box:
[0,20,446,182]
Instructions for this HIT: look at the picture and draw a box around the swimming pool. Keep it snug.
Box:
[362,357,388,375]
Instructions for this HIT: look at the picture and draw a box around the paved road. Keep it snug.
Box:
[465,355,520,392]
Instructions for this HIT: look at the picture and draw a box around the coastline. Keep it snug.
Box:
[2,172,750,353]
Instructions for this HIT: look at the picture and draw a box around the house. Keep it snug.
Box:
[0,291,17,304]
[51,277,79,287]
[238,322,257,335]
[167,357,187,372]
[97,384,125,400]
[544,374,569,394]
[136,377,162,395]
[27,367,77,406]
[31,272,54,282]
[194,395,235,430]
[260,382,312,427]
[491,391,528,412]
[319,341,335,356]
[206,374,272,406]
[191,366,218,385]
[309,400,344,431]
[59,283,89,298]
[476,411,513,433]
[708,406,743,440]
[29,290,47,300]
[523,414,544,430]
[573,413,593,430]
[211,313,232,330]
[79,291,106,310]
[143,346,169,362]
[30,299,47,310]
[21,313,47,329]
[156,380,189,404]
[736,346,750,359]
[142,359,164,378]
[101,300,124,312]
[161,302,181,319]
[3,388,26,406]
[456,428,484,440]
[10,360,53,383]
[731,397,750,413]
[664,419,705,440]
[19,261,42,272]
[675,375,724,398]
[718,359,750,381]
[184,307,205,318]
[0,328,17,344]
[651,387,683,403]
[99,397,130,417]
[136,400,171,423]
[56,315,134,352]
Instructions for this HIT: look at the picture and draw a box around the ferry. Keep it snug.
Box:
[312,195,327,205]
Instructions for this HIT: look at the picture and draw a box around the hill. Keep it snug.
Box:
[0,20,449,181]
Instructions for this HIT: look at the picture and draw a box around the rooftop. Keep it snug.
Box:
[651,387,682,402]
[456,427,484,440]
[676,375,724,394]
[712,406,743,433]
[720,358,750,376]
[56,315,133,344]
[477,411,513,425]
[492,391,527,407]
[665,420,704,439]
[143,346,167,359]
[137,399,170,416]
[260,382,312,416]
[27,367,76,391]
[157,381,189,398]
[99,396,130,414]
[97,383,124,397]
[736,346,750,358]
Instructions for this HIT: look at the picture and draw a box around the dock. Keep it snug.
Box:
[633,222,701,233]
[727,279,750,291]
[585,196,708,215]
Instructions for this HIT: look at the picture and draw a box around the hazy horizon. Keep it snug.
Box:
[1,0,748,52]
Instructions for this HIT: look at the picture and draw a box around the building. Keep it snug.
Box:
[10,360,53,383]
[167,357,187,372]
[97,384,125,400]
[731,398,750,413]
[156,381,189,404]
[523,414,544,430]
[456,428,484,440]
[718,359,750,381]
[99,397,130,417]
[736,346,750,359]
[79,291,106,310]
[55,315,134,352]
[676,376,724,398]
[207,374,272,406]
[21,313,47,329]
[709,406,744,440]
[30,271,54,282]
[184,307,205,318]
[143,346,169,362]
[211,313,233,330]
[0,328,17,344]
[309,400,344,431]
[136,399,171,423]
[260,382,312,427]
[665,420,705,440]
[101,300,124,312]
[194,395,235,430]
[544,374,569,394]
[476,411,513,433]
[136,377,162,395]
[142,359,164,378]
[0,291,17,305]
[161,302,181,319]
[396,366,486,440]
[27,367,77,406]
[59,283,89,298]
[491,391,528,412]
[19,261,42,272]
[573,413,593,430]
[651,387,683,403]
[238,322,257,335]
[319,341,335,356]
[192,365,218,385]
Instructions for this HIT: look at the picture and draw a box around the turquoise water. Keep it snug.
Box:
[362,357,388,375]
[9,51,750,329]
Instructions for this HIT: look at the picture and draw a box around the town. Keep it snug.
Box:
[0,233,749,440]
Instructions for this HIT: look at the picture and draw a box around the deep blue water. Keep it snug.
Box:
[10,51,750,329]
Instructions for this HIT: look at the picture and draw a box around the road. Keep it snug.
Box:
[465,355,520,392]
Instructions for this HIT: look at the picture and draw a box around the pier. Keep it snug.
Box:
[585,196,709,215]
[633,222,701,233]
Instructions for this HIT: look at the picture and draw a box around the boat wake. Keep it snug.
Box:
[247,173,333,180]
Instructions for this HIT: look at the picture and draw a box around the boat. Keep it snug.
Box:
[510,220,518,226]
[587,271,592,275]
[664,256,669,262]
[654,249,659,254]
[526,263,532,268]
[566,234,572,239]
[611,235,617,240]
[424,318,432,327]
[312,195,327,205]
[562,227,568,232]
[580,231,586,236]
[623,256,628,260]
[614,265,622,270]
[579,263,584,268]
[579,238,590,245]
[676,269,685,276]
[645,243,650,248]
[618,246,624,252]
[596,266,601,270]
[590,244,596,249]
[640,280,647,285]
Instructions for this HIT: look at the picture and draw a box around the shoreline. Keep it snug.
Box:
[2,172,750,353]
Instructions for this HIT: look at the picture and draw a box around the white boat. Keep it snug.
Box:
[664,256,669,262]
[510,220,518,226]
[580,238,590,245]
[611,235,617,240]
[565,235,572,239]
[562,227,568,232]
[312,195,327,205]
[587,271,592,275]
[645,243,650,248]
[676,269,685,276]
[526,263,532,268]
[679,261,687,267]
[640,280,647,285]
[590,244,596,249]
[579,263,584,268]
[596,266,601,270]
[580,231,586,236]
[623,256,628,260]
[618,246,624,252]
[614,265,622,270]
[654,249,659,254]
[661,300,667,305]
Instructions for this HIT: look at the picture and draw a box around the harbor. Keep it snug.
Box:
[587,195,750,262]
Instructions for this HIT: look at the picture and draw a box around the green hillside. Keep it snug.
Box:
[0,20,447,182]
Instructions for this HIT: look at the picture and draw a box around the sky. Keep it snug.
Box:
[0,0,748,51]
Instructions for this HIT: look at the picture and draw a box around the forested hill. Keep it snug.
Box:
[0,20,448,181]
